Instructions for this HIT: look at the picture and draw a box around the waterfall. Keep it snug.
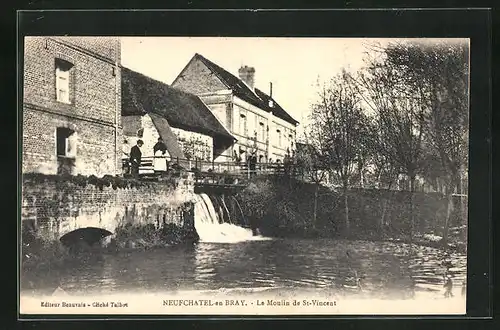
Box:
[200,194,220,224]
[220,196,232,224]
[210,195,226,224]
[193,193,270,243]
[232,196,247,227]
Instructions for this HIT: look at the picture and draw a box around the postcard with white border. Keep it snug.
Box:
[19,15,474,316]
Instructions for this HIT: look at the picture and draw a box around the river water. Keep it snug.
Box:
[21,237,466,301]
[20,193,467,314]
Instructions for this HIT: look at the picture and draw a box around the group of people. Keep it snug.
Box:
[126,137,170,177]
[125,138,294,178]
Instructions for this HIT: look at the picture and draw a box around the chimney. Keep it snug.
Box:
[268,82,274,108]
[238,65,255,90]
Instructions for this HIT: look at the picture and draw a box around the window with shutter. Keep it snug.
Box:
[55,59,73,104]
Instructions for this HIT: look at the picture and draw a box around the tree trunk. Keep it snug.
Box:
[442,194,454,245]
[442,181,455,246]
[409,175,415,254]
[313,184,318,230]
[380,199,388,236]
[380,180,394,234]
[343,185,350,235]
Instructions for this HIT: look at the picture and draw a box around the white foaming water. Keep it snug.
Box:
[199,193,219,224]
[193,193,270,243]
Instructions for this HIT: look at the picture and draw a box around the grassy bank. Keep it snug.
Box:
[236,175,466,252]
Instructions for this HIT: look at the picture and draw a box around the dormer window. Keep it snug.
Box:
[55,58,74,104]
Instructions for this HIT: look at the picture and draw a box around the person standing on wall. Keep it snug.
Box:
[153,137,169,175]
[249,152,257,177]
[130,139,143,178]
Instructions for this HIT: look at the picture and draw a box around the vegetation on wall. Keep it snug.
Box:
[176,134,212,161]
[22,172,178,190]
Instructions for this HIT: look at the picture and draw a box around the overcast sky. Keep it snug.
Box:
[120,37,466,136]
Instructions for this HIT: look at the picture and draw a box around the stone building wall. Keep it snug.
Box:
[22,37,122,176]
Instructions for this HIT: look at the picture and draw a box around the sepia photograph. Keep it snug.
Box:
[19,35,470,315]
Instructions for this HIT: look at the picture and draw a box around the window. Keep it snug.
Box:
[259,122,266,141]
[277,129,282,147]
[55,59,73,104]
[240,114,247,136]
[56,127,77,158]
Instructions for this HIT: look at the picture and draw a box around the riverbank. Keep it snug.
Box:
[236,176,467,252]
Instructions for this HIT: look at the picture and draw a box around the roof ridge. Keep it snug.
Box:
[124,66,207,100]
[121,67,235,140]
[194,53,233,90]
[193,53,299,126]
[122,66,171,87]
[196,53,264,101]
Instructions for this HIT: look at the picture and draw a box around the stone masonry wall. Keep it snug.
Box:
[21,173,196,242]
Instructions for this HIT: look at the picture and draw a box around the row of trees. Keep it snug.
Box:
[298,40,469,245]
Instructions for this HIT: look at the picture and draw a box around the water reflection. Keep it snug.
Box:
[21,239,466,300]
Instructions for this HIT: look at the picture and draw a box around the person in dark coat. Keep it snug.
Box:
[249,153,257,176]
[130,139,143,177]
[443,274,454,298]
[153,137,167,154]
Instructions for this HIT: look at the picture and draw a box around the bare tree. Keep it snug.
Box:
[356,52,428,248]
[363,118,401,234]
[309,70,370,234]
[295,131,330,230]
[383,40,469,244]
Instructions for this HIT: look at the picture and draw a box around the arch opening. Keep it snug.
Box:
[60,227,113,251]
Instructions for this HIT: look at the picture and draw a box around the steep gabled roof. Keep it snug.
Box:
[121,67,235,142]
[192,53,299,126]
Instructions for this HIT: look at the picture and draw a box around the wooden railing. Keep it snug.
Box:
[122,155,295,181]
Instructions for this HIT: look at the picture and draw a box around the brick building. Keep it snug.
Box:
[172,53,299,163]
[22,37,122,176]
[121,67,235,165]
